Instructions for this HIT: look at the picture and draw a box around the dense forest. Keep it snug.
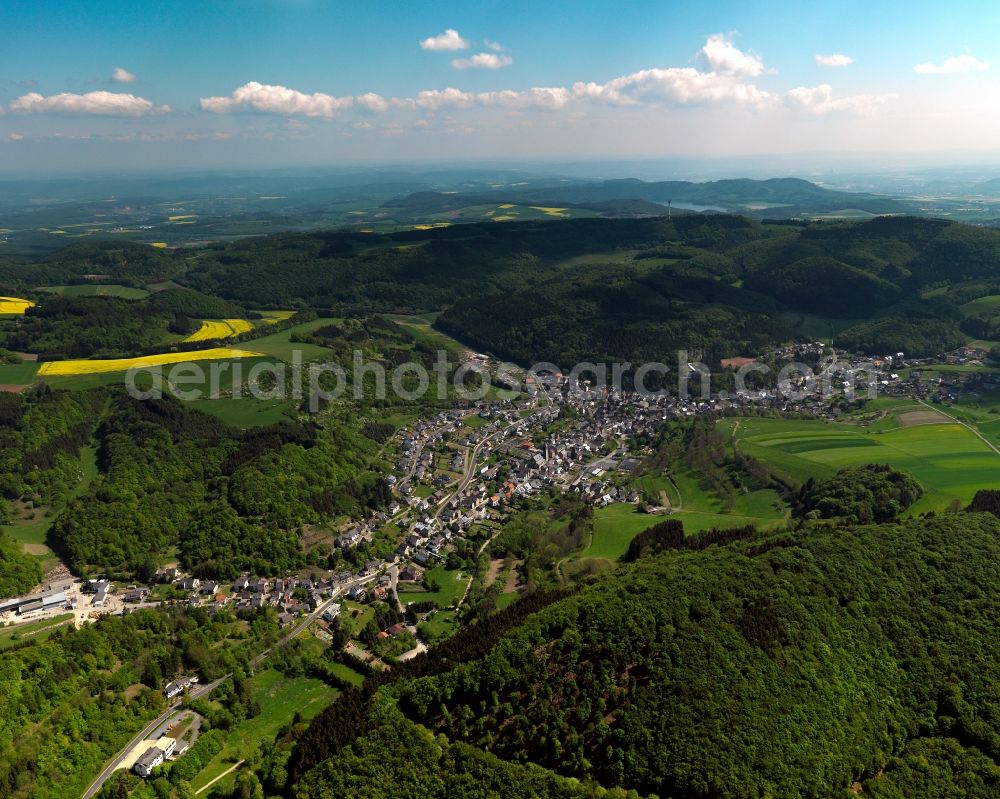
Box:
[5,213,1000,366]
[795,463,924,523]
[277,513,1000,799]
[0,604,281,799]
[6,289,247,358]
[50,393,386,579]
[0,386,390,582]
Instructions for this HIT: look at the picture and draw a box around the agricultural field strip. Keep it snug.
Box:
[37,347,266,376]
[184,319,255,343]
[737,421,998,511]
[0,296,35,314]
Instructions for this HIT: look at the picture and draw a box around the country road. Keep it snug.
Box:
[81,575,374,799]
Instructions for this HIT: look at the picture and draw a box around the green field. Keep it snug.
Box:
[325,661,366,687]
[2,512,51,550]
[418,608,459,642]
[948,392,1000,447]
[779,311,861,342]
[0,614,74,650]
[397,565,468,609]
[960,294,1000,317]
[248,318,336,361]
[581,504,661,560]
[39,353,275,394]
[189,669,338,792]
[340,599,374,636]
[728,416,1000,514]
[192,397,294,427]
[642,464,788,534]
[0,361,40,385]
[385,313,468,356]
[582,485,788,564]
[3,444,99,558]
[38,284,150,299]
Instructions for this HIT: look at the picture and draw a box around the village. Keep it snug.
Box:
[3,340,998,782]
[4,341,995,641]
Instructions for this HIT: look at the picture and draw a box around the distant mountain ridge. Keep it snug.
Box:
[385,176,912,217]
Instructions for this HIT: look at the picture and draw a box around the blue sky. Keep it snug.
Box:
[2,0,999,171]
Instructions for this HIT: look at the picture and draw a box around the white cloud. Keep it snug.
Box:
[355,92,389,113]
[404,87,477,111]
[110,66,137,83]
[8,133,24,141]
[786,84,896,115]
[484,39,504,52]
[698,33,765,77]
[8,90,168,116]
[452,52,513,70]
[419,28,469,51]
[815,54,853,67]
[573,67,778,109]
[480,87,574,109]
[914,54,989,74]
[200,82,352,117]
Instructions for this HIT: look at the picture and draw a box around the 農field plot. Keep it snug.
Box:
[37,347,265,376]
[0,296,35,314]
[184,318,254,342]
[732,417,1000,514]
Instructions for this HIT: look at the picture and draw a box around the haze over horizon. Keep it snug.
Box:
[4,0,1000,174]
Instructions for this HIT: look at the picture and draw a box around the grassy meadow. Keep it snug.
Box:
[397,565,469,609]
[38,284,150,299]
[726,413,1000,514]
[187,668,339,793]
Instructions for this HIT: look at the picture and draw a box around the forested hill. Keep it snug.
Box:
[285,514,1000,798]
[383,176,911,216]
[4,213,1000,364]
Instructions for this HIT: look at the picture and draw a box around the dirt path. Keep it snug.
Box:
[484,558,504,588]
[195,760,245,795]
[666,475,683,509]
[502,562,522,594]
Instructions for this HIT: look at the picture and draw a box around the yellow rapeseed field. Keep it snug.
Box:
[530,206,569,217]
[184,319,255,342]
[259,310,295,324]
[0,296,35,314]
[38,348,265,376]
[412,222,452,231]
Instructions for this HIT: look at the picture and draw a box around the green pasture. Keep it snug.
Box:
[960,294,1000,317]
[188,669,338,792]
[581,504,660,561]
[38,284,150,299]
[397,565,468,609]
[0,361,40,385]
[729,416,1000,514]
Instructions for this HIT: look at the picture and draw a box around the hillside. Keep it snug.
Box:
[288,514,1000,799]
[4,213,1000,367]
[384,177,912,217]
